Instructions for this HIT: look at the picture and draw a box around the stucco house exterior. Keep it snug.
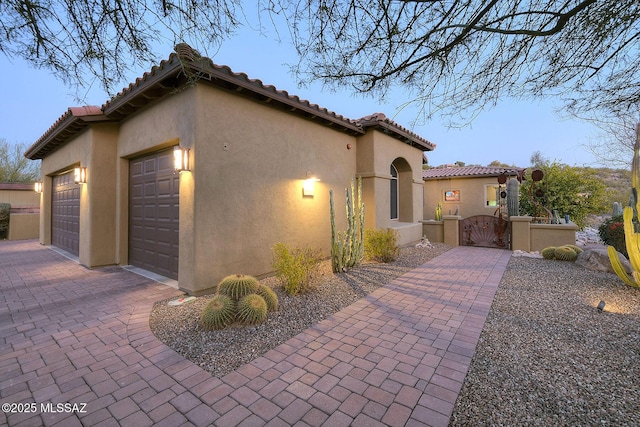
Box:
[25,44,435,295]
[0,183,40,240]
[423,166,523,219]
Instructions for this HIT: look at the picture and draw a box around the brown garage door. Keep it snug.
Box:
[129,149,179,279]
[52,171,80,256]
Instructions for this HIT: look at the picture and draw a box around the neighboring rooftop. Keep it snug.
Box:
[0,183,37,191]
[26,44,435,160]
[423,165,523,180]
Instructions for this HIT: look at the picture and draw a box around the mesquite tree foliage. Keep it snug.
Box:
[274,0,640,123]
[0,0,243,94]
[2,0,639,120]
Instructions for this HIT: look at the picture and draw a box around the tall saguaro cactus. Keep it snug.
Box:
[330,176,365,273]
[608,123,640,288]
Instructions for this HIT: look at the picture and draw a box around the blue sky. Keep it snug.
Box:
[0,20,602,168]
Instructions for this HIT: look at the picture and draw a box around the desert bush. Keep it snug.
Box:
[272,243,321,296]
[364,228,399,262]
[599,215,627,258]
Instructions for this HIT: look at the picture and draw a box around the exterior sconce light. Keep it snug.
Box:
[303,172,319,197]
[597,300,605,312]
[74,167,87,184]
[34,182,43,193]
[174,146,190,172]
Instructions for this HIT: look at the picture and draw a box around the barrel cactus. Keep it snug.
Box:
[257,285,278,312]
[541,246,556,260]
[564,244,583,255]
[217,274,260,301]
[200,294,236,330]
[554,246,578,261]
[237,294,268,325]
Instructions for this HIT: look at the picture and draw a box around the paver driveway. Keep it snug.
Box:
[0,240,511,426]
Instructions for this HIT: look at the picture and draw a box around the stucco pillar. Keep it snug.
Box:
[443,215,461,247]
[40,177,51,245]
[510,216,532,251]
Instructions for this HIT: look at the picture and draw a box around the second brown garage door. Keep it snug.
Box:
[129,149,179,279]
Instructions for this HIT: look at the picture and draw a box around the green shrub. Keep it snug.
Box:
[200,294,236,330]
[599,215,627,258]
[217,274,259,301]
[237,294,268,325]
[257,284,278,312]
[272,243,321,296]
[0,203,10,239]
[364,228,399,263]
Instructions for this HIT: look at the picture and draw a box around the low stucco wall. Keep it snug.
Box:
[530,223,578,252]
[0,188,40,207]
[8,213,40,240]
[389,222,422,247]
[427,215,577,251]
[421,220,444,243]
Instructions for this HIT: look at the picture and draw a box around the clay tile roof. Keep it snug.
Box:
[102,44,362,134]
[357,113,435,151]
[28,43,435,159]
[423,166,523,180]
[25,106,107,160]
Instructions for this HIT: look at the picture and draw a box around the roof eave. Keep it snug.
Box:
[187,61,364,135]
[361,119,435,151]
[25,111,108,160]
[102,53,364,136]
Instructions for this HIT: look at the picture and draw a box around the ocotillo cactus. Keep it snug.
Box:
[330,176,365,273]
[506,178,519,217]
[608,123,640,288]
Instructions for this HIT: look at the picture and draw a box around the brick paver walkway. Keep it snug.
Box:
[0,240,511,427]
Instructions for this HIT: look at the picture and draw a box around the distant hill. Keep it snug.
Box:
[585,166,631,210]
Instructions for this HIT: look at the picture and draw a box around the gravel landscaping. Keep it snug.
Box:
[450,256,640,426]
[149,243,451,378]
[150,241,640,425]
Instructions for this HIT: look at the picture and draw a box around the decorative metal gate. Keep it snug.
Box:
[459,215,510,249]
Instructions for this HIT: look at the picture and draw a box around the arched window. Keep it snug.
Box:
[390,164,398,220]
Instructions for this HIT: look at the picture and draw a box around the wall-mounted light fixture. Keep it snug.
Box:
[34,182,43,193]
[303,172,319,197]
[597,300,606,312]
[174,146,190,172]
[74,167,87,184]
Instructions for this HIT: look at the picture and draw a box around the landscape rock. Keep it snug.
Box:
[575,226,604,246]
[576,248,632,274]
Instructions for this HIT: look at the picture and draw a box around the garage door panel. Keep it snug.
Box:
[131,183,144,198]
[130,162,143,177]
[143,182,156,197]
[129,149,179,279]
[157,178,173,196]
[51,171,80,256]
